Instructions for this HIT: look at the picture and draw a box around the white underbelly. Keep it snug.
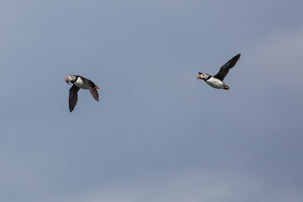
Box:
[206,77,225,89]
[74,79,89,89]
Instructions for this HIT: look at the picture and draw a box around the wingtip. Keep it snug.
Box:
[232,53,241,61]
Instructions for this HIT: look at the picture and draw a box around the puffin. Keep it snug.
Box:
[197,54,241,90]
[65,75,100,112]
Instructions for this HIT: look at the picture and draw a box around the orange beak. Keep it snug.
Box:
[65,76,70,85]
[197,76,201,79]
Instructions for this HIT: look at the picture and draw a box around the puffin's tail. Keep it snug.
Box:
[224,85,230,90]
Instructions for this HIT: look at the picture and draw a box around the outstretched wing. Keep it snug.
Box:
[69,85,80,112]
[84,78,99,102]
[214,54,241,81]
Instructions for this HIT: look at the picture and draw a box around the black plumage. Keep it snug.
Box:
[65,75,100,112]
[83,77,99,102]
[214,54,241,81]
[69,85,80,112]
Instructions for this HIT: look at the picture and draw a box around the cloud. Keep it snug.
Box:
[1,1,303,202]
[47,168,303,202]
[247,29,303,88]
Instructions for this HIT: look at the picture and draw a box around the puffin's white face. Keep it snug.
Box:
[65,75,77,85]
[197,73,209,80]
[69,75,77,82]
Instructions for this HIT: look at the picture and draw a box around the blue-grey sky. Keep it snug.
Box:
[1,0,303,201]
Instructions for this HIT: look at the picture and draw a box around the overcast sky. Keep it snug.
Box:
[0,0,303,201]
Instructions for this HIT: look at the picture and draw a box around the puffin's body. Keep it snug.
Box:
[205,77,225,89]
[197,54,241,90]
[65,75,99,112]
[73,77,89,89]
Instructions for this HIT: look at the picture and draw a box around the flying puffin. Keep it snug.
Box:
[65,75,100,112]
[197,54,241,90]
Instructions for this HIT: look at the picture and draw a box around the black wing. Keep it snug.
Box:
[214,54,241,81]
[84,78,99,102]
[69,85,80,112]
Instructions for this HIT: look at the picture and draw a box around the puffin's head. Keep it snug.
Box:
[197,72,209,80]
[65,75,77,85]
